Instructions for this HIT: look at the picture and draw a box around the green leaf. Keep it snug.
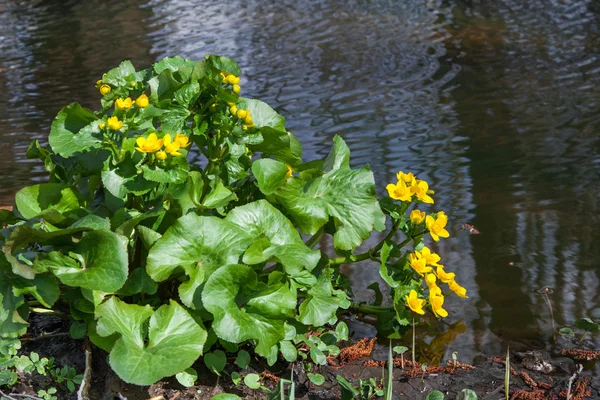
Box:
[335,322,349,341]
[235,350,251,369]
[298,269,350,326]
[69,214,110,231]
[558,327,575,338]
[117,268,158,296]
[307,373,325,386]
[393,346,408,355]
[146,214,252,282]
[176,368,198,387]
[249,127,302,168]
[244,373,261,390]
[575,317,599,333]
[202,181,236,209]
[102,60,140,87]
[275,136,385,251]
[34,231,128,293]
[310,347,326,365]
[204,350,226,376]
[457,389,477,400]
[0,370,17,387]
[70,321,87,339]
[226,200,320,274]
[206,55,241,76]
[160,105,191,132]
[336,375,359,397]
[15,184,82,220]
[279,340,297,362]
[174,81,200,107]
[0,256,29,338]
[211,395,242,400]
[202,264,296,357]
[12,273,60,308]
[237,98,285,132]
[95,297,206,385]
[49,103,101,157]
[142,163,188,184]
[426,390,445,400]
[252,159,289,195]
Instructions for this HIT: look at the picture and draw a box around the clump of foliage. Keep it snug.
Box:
[0,55,468,386]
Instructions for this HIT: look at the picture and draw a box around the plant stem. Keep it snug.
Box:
[305,226,324,249]
[350,303,394,315]
[412,318,416,367]
[30,307,68,320]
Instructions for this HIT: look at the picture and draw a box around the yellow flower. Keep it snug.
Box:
[236,109,248,119]
[174,133,190,148]
[286,164,293,179]
[449,280,468,298]
[405,290,425,315]
[135,94,149,108]
[426,211,450,242]
[115,97,133,110]
[232,84,241,94]
[410,180,434,204]
[224,75,240,85]
[425,273,437,290]
[396,171,416,184]
[95,79,103,89]
[163,134,182,156]
[436,266,455,284]
[419,246,441,266]
[430,287,448,318]
[136,133,164,153]
[99,84,111,96]
[230,105,238,115]
[410,209,426,224]
[386,181,411,202]
[107,116,123,131]
[156,151,167,160]
[98,122,106,130]
[242,125,248,131]
[244,115,253,126]
[409,252,432,276]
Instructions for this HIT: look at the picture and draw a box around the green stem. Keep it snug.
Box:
[30,307,68,320]
[350,303,394,315]
[305,226,324,249]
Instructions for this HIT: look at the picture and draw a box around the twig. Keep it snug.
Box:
[0,390,17,400]
[566,364,583,400]
[116,393,128,400]
[0,392,44,400]
[482,385,503,400]
[21,332,69,342]
[77,341,92,400]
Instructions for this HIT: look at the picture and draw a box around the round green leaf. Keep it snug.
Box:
[202,264,296,357]
[15,184,82,220]
[211,394,242,400]
[457,389,477,400]
[49,103,101,157]
[307,373,325,386]
[279,340,298,362]
[95,297,207,385]
[0,369,17,387]
[426,390,445,400]
[176,368,198,387]
[204,350,227,376]
[252,159,289,195]
[575,318,599,333]
[235,350,251,369]
[69,321,87,339]
[244,373,261,390]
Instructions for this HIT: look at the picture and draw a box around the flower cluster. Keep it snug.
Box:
[386,171,434,204]
[115,94,149,110]
[228,103,255,130]
[221,72,241,94]
[406,246,468,317]
[135,133,190,160]
[95,74,111,95]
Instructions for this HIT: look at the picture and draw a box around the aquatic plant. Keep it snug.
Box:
[0,55,468,385]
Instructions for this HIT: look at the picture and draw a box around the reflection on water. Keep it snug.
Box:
[2,0,600,363]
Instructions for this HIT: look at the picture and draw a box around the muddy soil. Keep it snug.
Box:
[5,315,599,400]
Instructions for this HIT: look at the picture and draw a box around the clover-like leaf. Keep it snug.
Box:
[95,297,206,385]
[203,264,296,357]
[275,135,385,251]
[226,200,320,274]
[34,231,128,293]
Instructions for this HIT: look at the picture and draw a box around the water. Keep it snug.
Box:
[2,0,600,363]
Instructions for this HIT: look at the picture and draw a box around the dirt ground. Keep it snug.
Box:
[5,314,600,400]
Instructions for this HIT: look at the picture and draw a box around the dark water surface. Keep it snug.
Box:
[2,0,600,363]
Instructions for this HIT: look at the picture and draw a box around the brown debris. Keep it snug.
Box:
[362,358,474,376]
[261,371,279,384]
[509,389,548,400]
[490,356,519,376]
[560,349,600,361]
[558,376,592,400]
[520,371,537,389]
[328,338,376,367]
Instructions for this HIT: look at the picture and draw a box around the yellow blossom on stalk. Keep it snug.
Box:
[136,133,163,153]
[232,84,241,94]
[286,164,293,179]
[224,75,240,85]
[410,180,434,204]
[436,266,456,284]
[386,181,411,202]
[449,280,468,298]
[98,122,106,130]
[155,151,167,161]
[425,273,437,290]
[409,252,432,276]
[419,246,441,266]
[135,94,149,108]
[99,84,111,96]
[244,115,253,126]
[426,211,450,242]
[174,133,190,148]
[115,97,133,110]
[410,209,426,224]
[163,134,182,156]
[236,109,248,119]
[107,116,122,130]
[230,105,238,115]
[429,286,448,318]
[405,290,425,315]
[95,80,103,89]
[396,171,416,184]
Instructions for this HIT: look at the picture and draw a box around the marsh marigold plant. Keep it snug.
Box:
[0,55,468,387]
